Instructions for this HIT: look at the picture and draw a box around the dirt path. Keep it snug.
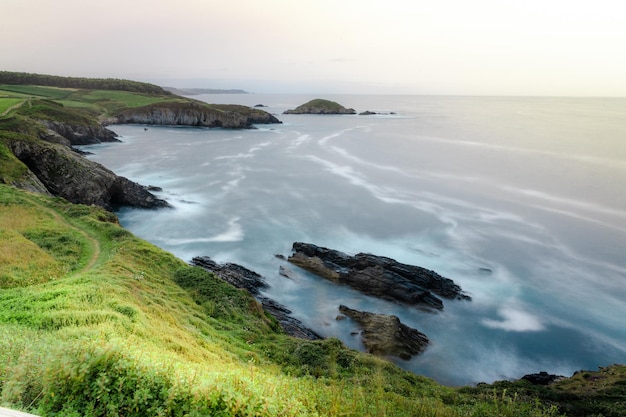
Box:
[27,196,102,275]
[0,99,27,117]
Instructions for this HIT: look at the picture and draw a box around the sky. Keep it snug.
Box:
[2,0,626,96]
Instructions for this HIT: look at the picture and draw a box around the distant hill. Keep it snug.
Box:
[163,87,249,95]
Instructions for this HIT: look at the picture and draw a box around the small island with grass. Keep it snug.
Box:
[283,98,356,115]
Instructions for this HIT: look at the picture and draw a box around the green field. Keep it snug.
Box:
[0,84,75,100]
[0,98,25,115]
[0,84,182,118]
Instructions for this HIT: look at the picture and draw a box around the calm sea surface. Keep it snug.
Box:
[82,94,626,385]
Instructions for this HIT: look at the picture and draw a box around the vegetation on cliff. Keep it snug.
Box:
[1,73,624,416]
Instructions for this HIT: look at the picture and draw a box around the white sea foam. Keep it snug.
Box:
[482,306,545,332]
[214,153,254,160]
[164,217,244,244]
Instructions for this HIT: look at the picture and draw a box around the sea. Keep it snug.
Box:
[80,94,626,386]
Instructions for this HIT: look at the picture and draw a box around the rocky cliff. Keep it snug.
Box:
[7,136,169,211]
[39,119,119,146]
[111,102,281,128]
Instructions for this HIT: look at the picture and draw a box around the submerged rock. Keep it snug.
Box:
[338,305,429,359]
[287,242,470,311]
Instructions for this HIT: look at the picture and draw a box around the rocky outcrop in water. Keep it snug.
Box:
[284,99,356,115]
[288,242,470,311]
[190,256,322,340]
[110,102,281,128]
[338,305,429,359]
[7,138,169,211]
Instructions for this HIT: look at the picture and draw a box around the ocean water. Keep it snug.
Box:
[82,94,626,386]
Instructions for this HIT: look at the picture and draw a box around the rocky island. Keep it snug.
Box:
[283,98,356,115]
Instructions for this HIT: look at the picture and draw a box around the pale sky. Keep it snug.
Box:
[2,0,626,96]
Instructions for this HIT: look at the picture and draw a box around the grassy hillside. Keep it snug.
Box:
[0,187,564,417]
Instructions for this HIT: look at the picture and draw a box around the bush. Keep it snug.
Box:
[38,345,232,417]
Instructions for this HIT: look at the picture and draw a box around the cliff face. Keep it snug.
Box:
[111,102,281,128]
[7,137,169,211]
[39,119,119,145]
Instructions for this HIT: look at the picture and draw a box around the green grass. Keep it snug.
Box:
[0,84,182,119]
[0,98,25,114]
[0,85,75,100]
[0,184,568,416]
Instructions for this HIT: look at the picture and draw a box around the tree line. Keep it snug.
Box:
[0,71,170,95]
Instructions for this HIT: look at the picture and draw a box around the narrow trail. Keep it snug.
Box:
[27,196,102,275]
[0,99,27,117]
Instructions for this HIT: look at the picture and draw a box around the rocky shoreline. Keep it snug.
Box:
[190,256,322,341]
[4,100,281,212]
[189,242,471,360]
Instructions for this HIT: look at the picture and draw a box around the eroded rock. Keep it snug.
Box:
[7,138,169,211]
[288,242,470,311]
[338,305,429,359]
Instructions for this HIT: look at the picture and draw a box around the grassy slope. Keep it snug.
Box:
[0,77,623,416]
[0,185,489,416]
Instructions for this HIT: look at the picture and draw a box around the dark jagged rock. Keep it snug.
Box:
[338,305,429,359]
[7,138,169,211]
[288,242,470,311]
[284,99,356,115]
[259,296,322,340]
[110,102,281,128]
[190,256,321,340]
[359,110,377,115]
[190,256,268,295]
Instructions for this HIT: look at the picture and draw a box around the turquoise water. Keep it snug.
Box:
[83,95,626,385]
